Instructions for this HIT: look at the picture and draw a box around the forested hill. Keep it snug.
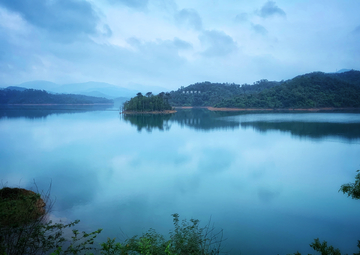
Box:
[168,80,280,106]
[122,92,172,112]
[169,70,360,108]
[0,88,113,104]
[215,70,360,108]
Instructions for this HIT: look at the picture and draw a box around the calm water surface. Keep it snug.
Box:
[1,107,360,254]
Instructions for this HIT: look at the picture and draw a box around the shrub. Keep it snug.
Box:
[0,186,102,255]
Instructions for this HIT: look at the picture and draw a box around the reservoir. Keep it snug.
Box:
[1,106,360,254]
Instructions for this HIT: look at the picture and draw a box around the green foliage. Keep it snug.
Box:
[0,187,102,255]
[118,228,168,255]
[287,239,341,255]
[102,213,223,255]
[309,238,341,255]
[339,170,360,199]
[169,80,279,107]
[0,216,102,255]
[122,92,172,112]
[99,238,123,255]
[169,71,360,108]
[168,213,223,255]
[0,88,112,105]
[214,71,360,109]
[0,187,45,227]
[0,190,222,255]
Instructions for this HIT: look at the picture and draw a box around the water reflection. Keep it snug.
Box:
[240,121,360,141]
[122,113,172,132]
[0,105,114,119]
[1,108,360,254]
[123,109,360,142]
[123,109,241,132]
[171,108,240,131]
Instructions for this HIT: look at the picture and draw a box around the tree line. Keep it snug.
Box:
[168,70,360,109]
[168,80,280,107]
[215,71,360,108]
[122,92,173,112]
[0,88,113,105]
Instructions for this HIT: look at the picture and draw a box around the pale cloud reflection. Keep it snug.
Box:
[257,187,281,203]
[2,111,360,255]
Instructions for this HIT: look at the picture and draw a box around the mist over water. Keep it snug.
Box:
[1,107,360,254]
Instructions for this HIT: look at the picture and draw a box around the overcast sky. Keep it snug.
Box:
[0,0,359,90]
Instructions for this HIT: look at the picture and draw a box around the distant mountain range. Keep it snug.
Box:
[2,69,360,109]
[0,88,113,105]
[1,81,168,100]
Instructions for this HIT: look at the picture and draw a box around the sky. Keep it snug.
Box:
[0,0,359,91]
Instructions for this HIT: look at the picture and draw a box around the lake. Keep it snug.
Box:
[1,106,360,254]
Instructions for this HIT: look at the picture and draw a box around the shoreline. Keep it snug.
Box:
[174,106,360,112]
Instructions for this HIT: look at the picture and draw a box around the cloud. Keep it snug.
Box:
[175,8,203,31]
[106,0,149,9]
[353,25,360,34]
[0,17,45,83]
[198,148,233,173]
[0,0,99,42]
[252,24,268,35]
[235,12,249,23]
[126,37,190,63]
[173,37,192,50]
[258,1,286,18]
[257,188,280,203]
[199,30,237,57]
[102,24,113,37]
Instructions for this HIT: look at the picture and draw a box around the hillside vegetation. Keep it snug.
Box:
[169,70,360,109]
[122,92,172,112]
[0,88,113,105]
[169,80,280,106]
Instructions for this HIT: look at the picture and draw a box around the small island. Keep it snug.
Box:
[121,92,176,114]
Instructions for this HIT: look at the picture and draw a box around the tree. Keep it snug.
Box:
[339,170,360,199]
[0,186,102,255]
[122,92,173,112]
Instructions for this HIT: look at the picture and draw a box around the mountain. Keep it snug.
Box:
[77,91,112,98]
[53,82,141,99]
[214,70,360,109]
[167,70,360,109]
[18,80,60,91]
[15,81,140,99]
[13,81,168,100]
[6,86,27,91]
[168,80,281,106]
[329,70,360,85]
[0,88,113,105]
[125,82,168,95]
[336,69,352,73]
